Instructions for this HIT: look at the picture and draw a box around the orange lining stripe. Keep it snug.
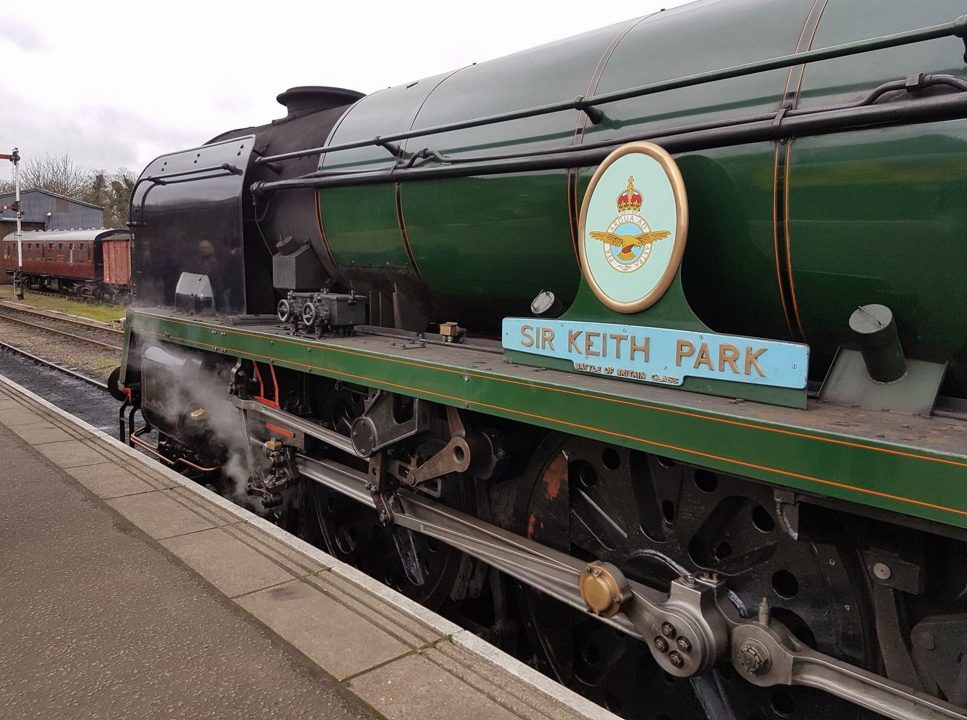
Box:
[781,0,816,100]
[136,326,967,519]
[772,144,794,336]
[793,0,830,101]
[314,187,338,270]
[782,0,829,342]
[773,0,823,341]
[783,145,807,339]
[134,318,967,470]
[395,183,422,278]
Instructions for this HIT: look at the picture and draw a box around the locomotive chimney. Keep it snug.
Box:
[276,86,364,119]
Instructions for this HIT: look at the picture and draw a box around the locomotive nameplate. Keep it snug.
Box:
[579,142,687,314]
[502,318,809,390]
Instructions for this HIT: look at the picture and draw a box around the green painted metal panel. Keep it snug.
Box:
[321,184,409,269]
[320,72,455,272]
[582,0,816,135]
[788,122,967,391]
[126,310,967,531]
[676,146,792,342]
[402,172,579,319]
[796,0,967,110]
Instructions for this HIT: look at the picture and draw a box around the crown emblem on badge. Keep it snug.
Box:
[589,174,670,264]
[616,176,643,212]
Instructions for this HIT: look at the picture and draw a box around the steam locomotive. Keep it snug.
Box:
[113,2,967,718]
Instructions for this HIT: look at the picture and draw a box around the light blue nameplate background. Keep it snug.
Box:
[502,318,809,390]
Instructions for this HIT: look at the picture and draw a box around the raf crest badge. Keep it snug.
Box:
[578,142,688,313]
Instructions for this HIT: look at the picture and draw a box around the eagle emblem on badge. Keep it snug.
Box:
[588,176,670,273]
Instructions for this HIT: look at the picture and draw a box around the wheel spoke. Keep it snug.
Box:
[516,435,875,720]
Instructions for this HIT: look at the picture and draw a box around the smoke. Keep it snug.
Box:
[137,334,267,510]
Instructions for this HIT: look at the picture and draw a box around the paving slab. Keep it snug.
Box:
[66,460,169,498]
[0,373,618,720]
[168,485,243,527]
[6,420,77,444]
[0,405,46,426]
[349,649,523,720]
[0,423,376,720]
[106,488,232,539]
[237,578,414,680]
[161,526,314,598]
[228,522,330,576]
[33,437,107,467]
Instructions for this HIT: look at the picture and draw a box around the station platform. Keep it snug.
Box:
[0,375,616,720]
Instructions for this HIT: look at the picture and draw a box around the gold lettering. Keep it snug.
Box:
[693,342,714,371]
[568,330,582,353]
[610,333,628,360]
[521,324,534,348]
[585,332,601,357]
[745,346,767,377]
[541,327,556,351]
[630,335,650,362]
[676,339,695,366]
[718,343,740,374]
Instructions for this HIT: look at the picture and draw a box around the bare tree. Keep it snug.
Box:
[20,152,90,198]
[105,169,135,227]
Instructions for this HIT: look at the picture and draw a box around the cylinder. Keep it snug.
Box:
[849,304,907,383]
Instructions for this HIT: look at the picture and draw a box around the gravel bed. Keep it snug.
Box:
[0,317,120,382]
[0,350,119,433]
[0,306,123,348]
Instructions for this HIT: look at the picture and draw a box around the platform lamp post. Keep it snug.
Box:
[0,149,23,299]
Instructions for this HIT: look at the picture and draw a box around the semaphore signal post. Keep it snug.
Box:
[0,148,24,299]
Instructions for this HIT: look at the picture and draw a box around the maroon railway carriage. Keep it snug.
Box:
[1,228,132,301]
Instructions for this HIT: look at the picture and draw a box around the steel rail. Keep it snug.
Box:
[254,15,967,166]
[0,310,123,351]
[0,301,124,335]
[0,339,108,391]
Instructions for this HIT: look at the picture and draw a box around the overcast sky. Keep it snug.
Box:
[0,0,690,179]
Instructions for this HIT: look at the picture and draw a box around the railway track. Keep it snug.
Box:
[0,302,123,349]
[0,340,108,390]
[0,302,122,387]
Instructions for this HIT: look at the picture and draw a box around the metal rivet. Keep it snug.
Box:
[676,636,691,653]
[668,651,684,668]
[873,562,892,581]
[654,637,669,653]
[661,622,676,638]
